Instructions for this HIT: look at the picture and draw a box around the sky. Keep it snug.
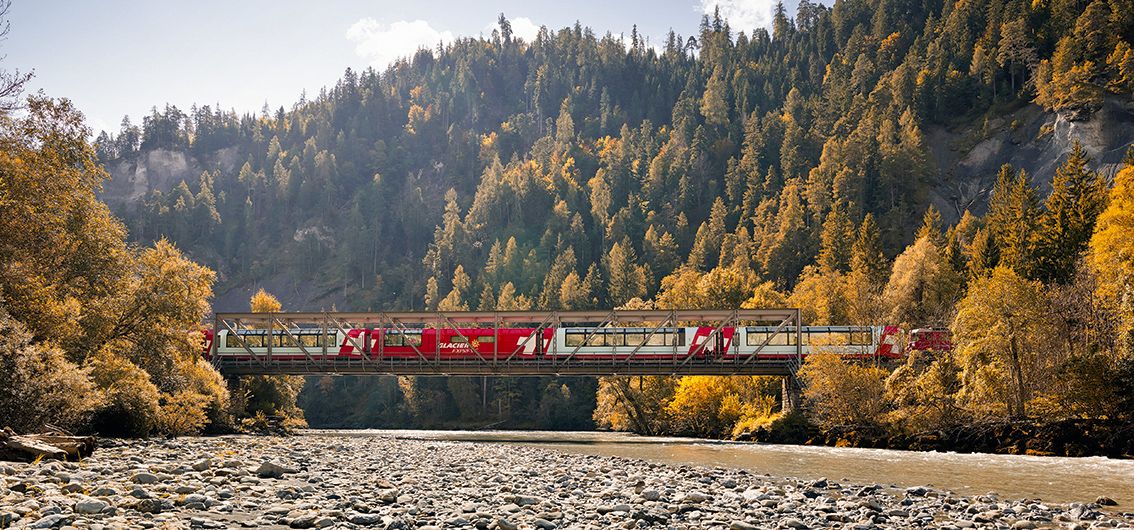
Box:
[5,0,792,135]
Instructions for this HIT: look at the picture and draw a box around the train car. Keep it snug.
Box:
[365,327,552,359]
[546,326,725,360]
[907,327,953,352]
[731,325,901,359]
[211,328,358,360]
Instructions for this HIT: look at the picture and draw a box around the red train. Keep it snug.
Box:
[202,325,951,362]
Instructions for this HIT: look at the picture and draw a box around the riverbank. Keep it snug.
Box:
[748,415,1134,459]
[2,433,1132,529]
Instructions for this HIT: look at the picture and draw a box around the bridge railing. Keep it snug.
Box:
[210,308,803,376]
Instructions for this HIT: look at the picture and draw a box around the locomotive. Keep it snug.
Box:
[202,324,951,362]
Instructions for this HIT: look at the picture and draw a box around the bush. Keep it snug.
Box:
[884,350,965,432]
[88,352,161,437]
[176,354,234,433]
[0,306,101,433]
[155,390,209,436]
[798,352,889,428]
[665,376,777,438]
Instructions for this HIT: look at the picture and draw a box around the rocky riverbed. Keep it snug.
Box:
[0,434,1131,529]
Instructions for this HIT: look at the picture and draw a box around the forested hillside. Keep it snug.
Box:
[87,1,1134,431]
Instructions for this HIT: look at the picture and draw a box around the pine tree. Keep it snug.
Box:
[700,66,729,127]
[916,205,945,247]
[967,228,999,278]
[850,213,888,286]
[1034,142,1109,284]
[604,240,649,306]
[986,165,1040,276]
[818,206,856,272]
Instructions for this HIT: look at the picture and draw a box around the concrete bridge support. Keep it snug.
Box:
[781,375,802,413]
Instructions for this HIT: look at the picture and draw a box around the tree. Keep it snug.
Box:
[1034,142,1108,284]
[665,376,776,438]
[817,206,855,272]
[604,240,649,306]
[851,214,888,286]
[593,376,676,435]
[884,349,965,431]
[952,267,1060,417]
[883,236,962,327]
[700,65,729,127]
[997,19,1037,94]
[239,288,306,428]
[916,205,945,247]
[1088,165,1134,358]
[798,353,889,428]
[986,165,1040,275]
[0,1,33,113]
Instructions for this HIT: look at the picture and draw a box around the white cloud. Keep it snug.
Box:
[346,18,455,68]
[699,0,779,33]
[484,16,542,43]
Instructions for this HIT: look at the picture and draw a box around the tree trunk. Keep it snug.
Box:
[1008,334,1027,418]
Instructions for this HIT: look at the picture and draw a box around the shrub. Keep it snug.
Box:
[0,306,101,433]
[155,390,209,436]
[88,352,161,437]
[176,354,234,433]
[798,352,889,428]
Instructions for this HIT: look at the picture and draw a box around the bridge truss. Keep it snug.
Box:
[210,308,803,377]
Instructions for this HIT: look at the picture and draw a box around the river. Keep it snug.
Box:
[319,429,1134,507]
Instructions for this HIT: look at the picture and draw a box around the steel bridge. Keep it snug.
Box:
[209,308,804,377]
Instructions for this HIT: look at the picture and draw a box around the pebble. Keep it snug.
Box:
[0,433,1126,530]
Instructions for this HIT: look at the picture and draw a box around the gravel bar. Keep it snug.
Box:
[1,433,1131,529]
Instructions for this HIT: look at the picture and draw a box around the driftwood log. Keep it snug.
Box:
[0,427,96,462]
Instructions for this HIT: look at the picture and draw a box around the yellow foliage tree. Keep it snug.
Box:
[1088,165,1134,357]
[665,376,777,438]
[797,352,889,428]
[951,266,1061,418]
[883,236,962,327]
[238,288,306,428]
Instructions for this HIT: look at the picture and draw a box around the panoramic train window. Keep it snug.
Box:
[478,335,494,343]
[275,333,298,348]
[746,328,798,346]
[851,331,873,345]
[299,334,322,348]
[584,333,607,347]
[605,331,626,347]
[624,331,645,346]
[450,336,468,344]
[565,331,586,347]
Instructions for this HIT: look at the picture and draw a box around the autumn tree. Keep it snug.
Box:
[798,353,889,428]
[882,236,962,327]
[1088,164,1134,358]
[952,267,1061,417]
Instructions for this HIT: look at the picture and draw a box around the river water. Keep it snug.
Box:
[319,429,1134,507]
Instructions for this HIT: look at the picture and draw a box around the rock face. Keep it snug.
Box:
[0,433,1129,529]
[926,96,1134,221]
[100,147,241,211]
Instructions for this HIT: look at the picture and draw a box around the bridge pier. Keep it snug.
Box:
[781,375,802,413]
